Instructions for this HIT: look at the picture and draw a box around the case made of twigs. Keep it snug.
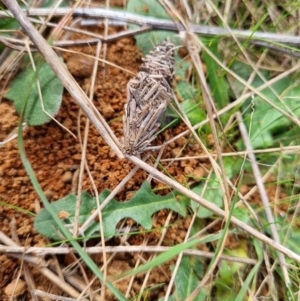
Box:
[122,40,175,156]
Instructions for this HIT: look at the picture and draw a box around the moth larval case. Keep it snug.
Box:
[122,40,175,156]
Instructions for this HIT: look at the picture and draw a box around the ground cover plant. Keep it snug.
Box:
[0,0,300,300]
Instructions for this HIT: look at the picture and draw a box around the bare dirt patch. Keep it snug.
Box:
[0,22,210,299]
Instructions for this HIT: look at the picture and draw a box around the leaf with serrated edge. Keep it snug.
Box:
[34,182,189,241]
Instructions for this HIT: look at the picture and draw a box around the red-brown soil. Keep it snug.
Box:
[0,20,211,299]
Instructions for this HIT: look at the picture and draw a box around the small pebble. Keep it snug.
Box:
[5,278,26,297]
[62,171,72,183]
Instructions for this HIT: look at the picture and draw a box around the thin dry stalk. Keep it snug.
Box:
[3,7,300,46]
[73,40,102,237]
[33,290,79,301]
[163,191,211,300]
[162,1,231,293]
[0,244,257,265]
[236,112,290,286]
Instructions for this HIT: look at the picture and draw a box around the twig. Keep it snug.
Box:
[33,290,79,301]
[160,145,300,161]
[251,40,300,58]
[2,7,300,45]
[236,112,290,286]
[0,245,257,265]
[172,2,229,294]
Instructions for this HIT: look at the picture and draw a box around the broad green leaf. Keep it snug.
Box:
[230,61,300,149]
[190,217,207,238]
[127,0,177,55]
[180,98,205,125]
[0,18,18,30]
[34,182,189,241]
[163,90,204,128]
[160,256,207,301]
[0,18,19,52]
[218,241,248,286]
[34,191,95,241]
[229,61,269,98]
[175,59,198,101]
[6,60,63,126]
[245,77,300,148]
[202,38,230,109]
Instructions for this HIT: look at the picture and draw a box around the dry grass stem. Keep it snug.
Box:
[0,244,258,265]
[3,7,300,45]
[236,112,290,285]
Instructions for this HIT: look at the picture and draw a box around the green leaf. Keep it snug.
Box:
[0,18,18,30]
[175,59,198,100]
[34,182,189,241]
[230,61,300,149]
[17,103,128,301]
[6,60,63,126]
[202,38,230,109]
[165,96,205,127]
[127,0,176,55]
[215,241,250,301]
[232,206,251,224]
[218,242,248,285]
[180,98,206,125]
[160,256,207,301]
[245,77,299,148]
[191,158,234,218]
[229,61,268,98]
[279,221,300,255]
[191,174,223,218]
[0,18,19,52]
